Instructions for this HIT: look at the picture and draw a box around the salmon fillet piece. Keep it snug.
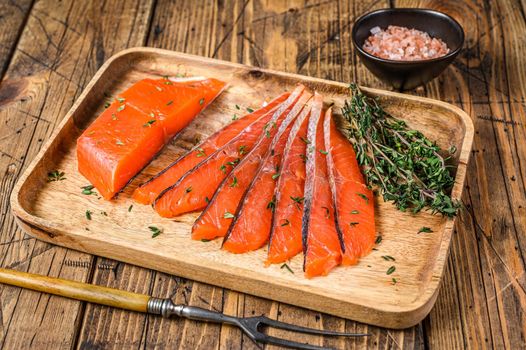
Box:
[154,85,305,218]
[77,77,226,200]
[191,91,311,240]
[132,92,290,204]
[302,101,343,278]
[324,111,376,265]
[222,97,312,253]
[266,109,311,264]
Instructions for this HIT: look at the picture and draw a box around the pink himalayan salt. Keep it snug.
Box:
[363,25,450,61]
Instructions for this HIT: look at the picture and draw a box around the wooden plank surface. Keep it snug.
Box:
[0,0,524,349]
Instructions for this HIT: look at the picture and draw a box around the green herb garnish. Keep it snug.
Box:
[418,226,433,234]
[149,226,163,238]
[117,97,125,103]
[349,222,359,227]
[375,235,382,244]
[81,185,96,195]
[104,102,111,108]
[386,266,396,275]
[351,210,359,214]
[85,210,92,220]
[166,100,173,106]
[224,212,235,219]
[246,107,254,113]
[143,120,156,127]
[230,176,238,188]
[128,205,133,212]
[342,84,460,216]
[382,255,395,261]
[185,186,193,193]
[116,104,125,112]
[319,149,328,155]
[196,147,206,157]
[300,137,310,144]
[238,145,247,155]
[357,193,369,203]
[232,114,238,121]
[267,195,276,212]
[201,239,211,242]
[290,196,304,210]
[290,196,304,204]
[281,219,290,226]
[199,98,205,105]
[280,263,294,274]
[226,158,240,167]
[47,170,66,182]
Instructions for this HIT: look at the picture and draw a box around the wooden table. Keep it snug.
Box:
[0,0,524,349]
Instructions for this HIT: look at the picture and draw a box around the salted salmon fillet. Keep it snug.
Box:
[266,109,310,264]
[132,92,290,204]
[191,91,312,240]
[324,111,375,265]
[222,98,312,253]
[154,85,305,217]
[77,77,226,200]
[302,101,343,278]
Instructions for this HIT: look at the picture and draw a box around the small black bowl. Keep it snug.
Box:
[352,8,464,91]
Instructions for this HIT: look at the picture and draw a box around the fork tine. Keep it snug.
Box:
[259,316,370,337]
[259,334,335,350]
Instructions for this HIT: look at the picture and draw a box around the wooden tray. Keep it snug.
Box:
[10,48,473,329]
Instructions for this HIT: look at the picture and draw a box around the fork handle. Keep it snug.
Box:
[0,267,150,313]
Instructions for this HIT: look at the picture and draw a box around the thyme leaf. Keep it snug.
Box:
[149,226,163,238]
[280,263,294,274]
[47,170,66,182]
[418,226,433,234]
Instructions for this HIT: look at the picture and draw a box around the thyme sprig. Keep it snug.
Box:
[341,84,460,217]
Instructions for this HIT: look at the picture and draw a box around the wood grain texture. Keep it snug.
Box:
[0,0,525,349]
[0,0,33,80]
[0,0,154,349]
[10,48,472,328]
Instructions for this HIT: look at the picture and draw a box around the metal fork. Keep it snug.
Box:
[148,298,368,349]
[0,268,368,349]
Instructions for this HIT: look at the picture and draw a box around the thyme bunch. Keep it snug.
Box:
[341,84,460,217]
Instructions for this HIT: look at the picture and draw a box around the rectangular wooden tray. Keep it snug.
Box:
[11,48,473,329]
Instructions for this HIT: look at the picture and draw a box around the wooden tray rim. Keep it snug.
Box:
[10,47,474,328]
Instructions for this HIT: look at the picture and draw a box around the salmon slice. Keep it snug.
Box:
[324,111,375,265]
[132,92,290,204]
[302,101,343,278]
[154,85,305,218]
[266,110,311,264]
[77,77,226,200]
[192,91,312,240]
[222,101,312,253]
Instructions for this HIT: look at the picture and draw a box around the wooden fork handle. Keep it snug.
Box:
[0,267,150,313]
